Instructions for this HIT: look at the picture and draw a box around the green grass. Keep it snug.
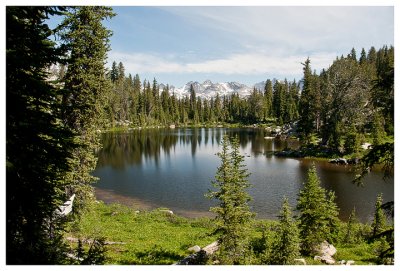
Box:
[66,201,382,265]
[66,202,215,264]
[335,243,378,265]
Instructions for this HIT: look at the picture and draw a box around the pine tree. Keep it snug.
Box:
[344,125,361,155]
[349,47,357,61]
[6,6,75,264]
[298,58,315,141]
[325,190,340,243]
[263,79,273,119]
[296,164,339,255]
[372,193,386,238]
[60,6,115,212]
[345,207,358,244]
[207,135,254,264]
[268,198,300,265]
[371,111,386,145]
[359,48,367,65]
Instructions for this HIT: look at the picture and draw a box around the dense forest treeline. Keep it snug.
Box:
[6,5,394,265]
[51,46,394,140]
[52,45,394,156]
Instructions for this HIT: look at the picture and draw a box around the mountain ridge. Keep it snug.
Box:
[159,80,274,100]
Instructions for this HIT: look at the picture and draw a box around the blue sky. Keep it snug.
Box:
[60,6,394,87]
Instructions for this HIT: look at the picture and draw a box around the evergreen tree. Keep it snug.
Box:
[344,125,361,155]
[325,190,340,243]
[6,6,74,264]
[60,6,115,212]
[345,207,358,244]
[298,58,315,141]
[207,135,254,264]
[296,165,339,255]
[268,198,300,265]
[372,193,386,238]
[263,79,273,119]
[367,46,377,64]
[359,48,367,64]
[371,111,386,145]
[110,61,118,82]
[349,47,357,61]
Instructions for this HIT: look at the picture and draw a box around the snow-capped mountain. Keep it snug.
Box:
[160,80,265,100]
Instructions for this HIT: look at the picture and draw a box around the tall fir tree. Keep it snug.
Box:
[298,58,315,141]
[6,6,75,264]
[371,193,386,238]
[268,198,300,265]
[296,164,339,255]
[345,207,358,244]
[59,6,115,212]
[207,135,254,264]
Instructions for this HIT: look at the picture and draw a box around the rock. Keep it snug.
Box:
[329,158,348,165]
[346,260,355,265]
[322,256,336,265]
[347,158,359,165]
[313,241,337,265]
[314,240,337,256]
[202,241,219,256]
[188,245,201,253]
[338,158,348,165]
[159,209,174,215]
[294,258,306,265]
[340,260,346,265]
[361,143,372,150]
[175,241,219,265]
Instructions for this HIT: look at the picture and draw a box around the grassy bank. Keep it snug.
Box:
[65,201,381,265]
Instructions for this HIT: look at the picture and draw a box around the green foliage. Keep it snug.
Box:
[6,6,75,264]
[371,193,386,238]
[344,125,361,155]
[296,164,340,255]
[207,135,255,264]
[371,111,386,145]
[344,208,359,244]
[267,198,300,265]
[67,202,216,264]
[59,6,115,212]
[354,142,394,185]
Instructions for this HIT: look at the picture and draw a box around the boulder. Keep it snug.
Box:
[202,241,219,256]
[188,245,201,253]
[346,260,355,265]
[313,241,336,265]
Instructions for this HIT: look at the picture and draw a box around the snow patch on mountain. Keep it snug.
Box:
[160,80,267,100]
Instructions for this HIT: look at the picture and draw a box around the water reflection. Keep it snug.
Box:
[93,128,393,222]
[97,128,298,169]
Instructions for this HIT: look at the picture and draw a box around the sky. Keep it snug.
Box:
[102,6,394,87]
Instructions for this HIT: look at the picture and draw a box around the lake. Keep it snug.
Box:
[92,127,393,222]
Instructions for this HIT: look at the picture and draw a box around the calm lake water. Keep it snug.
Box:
[92,128,393,222]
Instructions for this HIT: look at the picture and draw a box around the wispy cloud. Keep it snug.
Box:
[162,6,394,53]
[107,6,393,85]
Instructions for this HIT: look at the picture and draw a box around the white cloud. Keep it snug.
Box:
[163,6,393,53]
[109,50,336,77]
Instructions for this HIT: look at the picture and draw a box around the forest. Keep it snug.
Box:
[6,6,394,265]
[49,44,395,158]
